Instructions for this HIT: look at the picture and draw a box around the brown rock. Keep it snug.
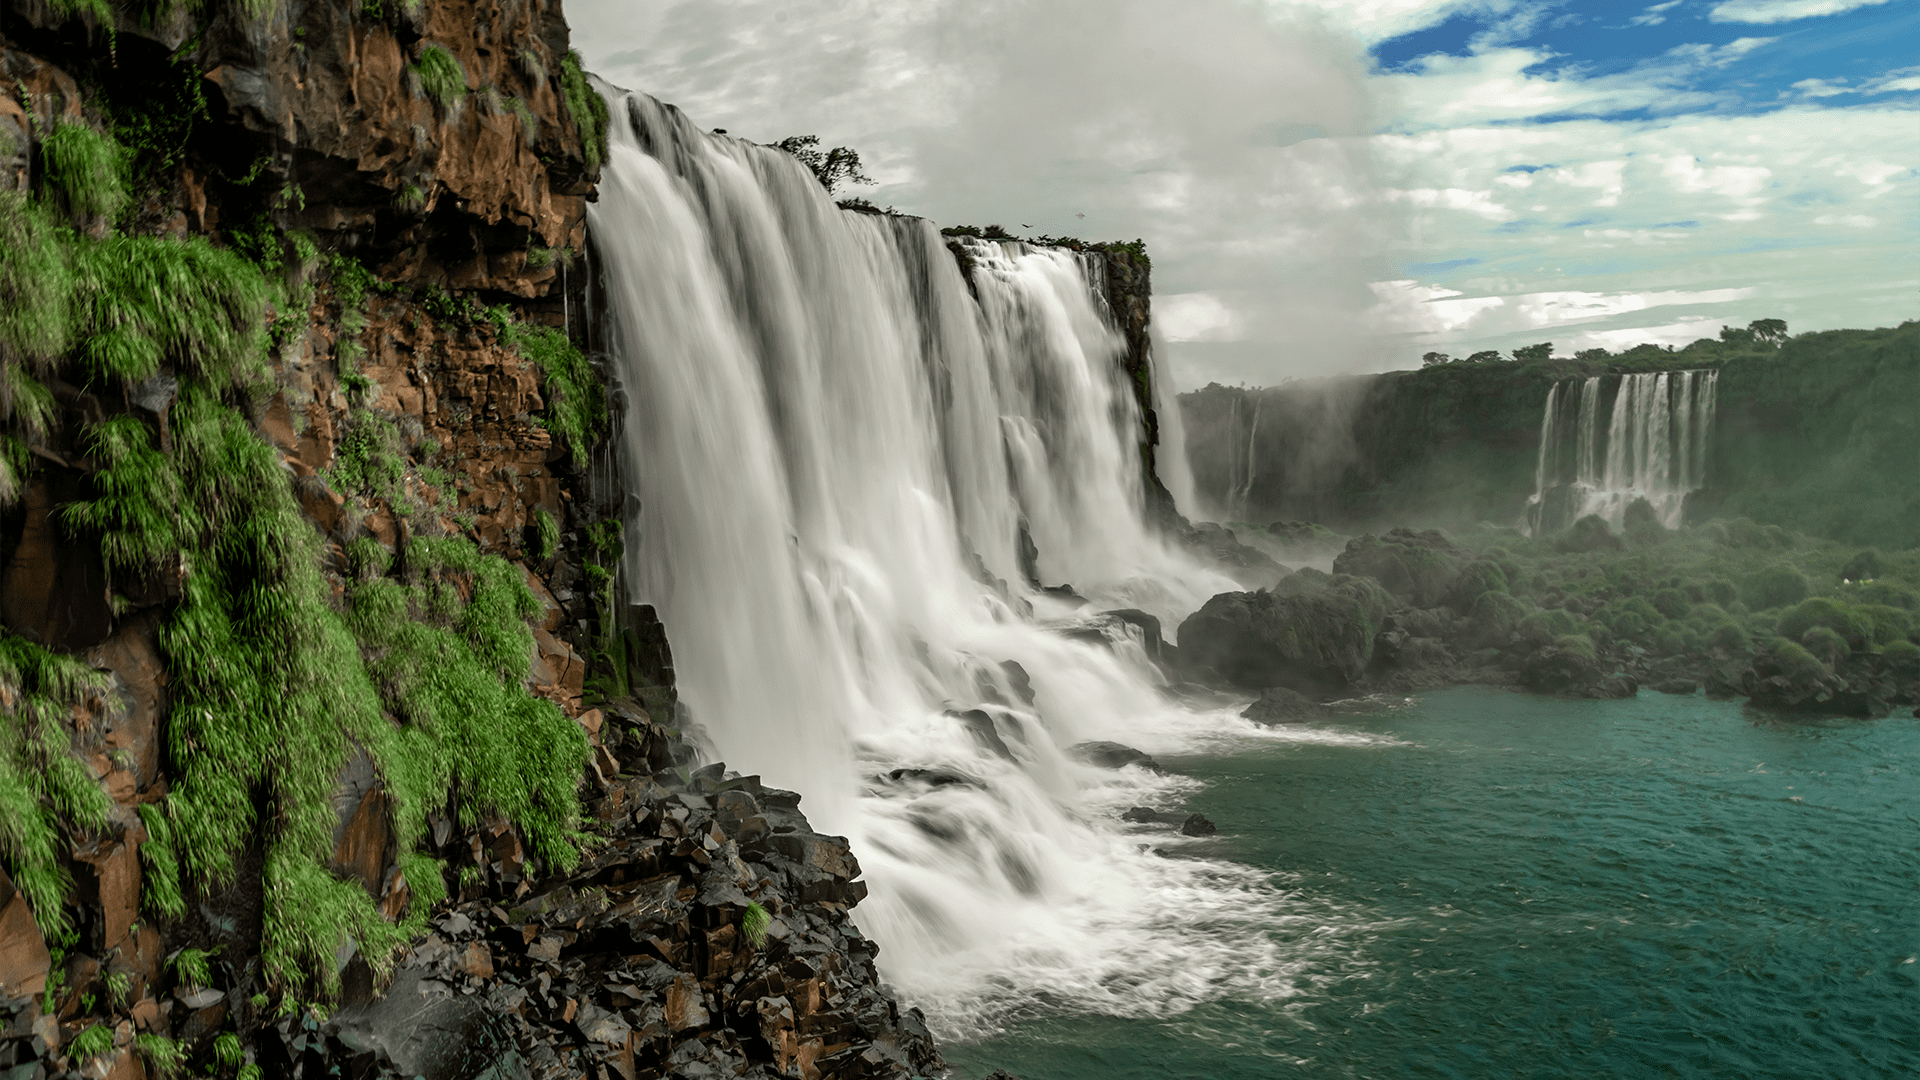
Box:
[459,941,494,980]
[330,784,394,897]
[1,475,113,649]
[73,836,141,953]
[298,400,335,472]
[100,1045,147,1080]
[664,972,710,1032]
[86,613,168,793]
[0,872,51,998]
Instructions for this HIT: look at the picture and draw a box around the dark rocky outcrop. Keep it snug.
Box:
[1068,742,1161,772]
[1175,576,1393,695]
[1239,686,1325,725]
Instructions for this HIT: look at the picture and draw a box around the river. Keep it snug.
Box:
[946,687,1919,1079]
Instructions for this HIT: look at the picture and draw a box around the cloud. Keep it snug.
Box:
[1709,0,1895,24]
[1631,1,1685,27]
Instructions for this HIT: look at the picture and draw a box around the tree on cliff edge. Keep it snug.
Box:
[774,135,874,194]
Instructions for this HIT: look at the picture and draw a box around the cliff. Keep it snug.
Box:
[0,3,936,1078]
[1180,324,1920,548]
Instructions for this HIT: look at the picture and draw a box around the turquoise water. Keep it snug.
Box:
[946,688,1920,1079]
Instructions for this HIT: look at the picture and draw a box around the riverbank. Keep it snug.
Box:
[1173,514,1920,722]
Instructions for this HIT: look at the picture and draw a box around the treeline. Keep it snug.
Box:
[1420,318,1791,367]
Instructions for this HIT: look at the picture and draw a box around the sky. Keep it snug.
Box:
[569,0,1919,388]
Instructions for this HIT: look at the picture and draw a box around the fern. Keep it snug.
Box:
[412,45,468,111]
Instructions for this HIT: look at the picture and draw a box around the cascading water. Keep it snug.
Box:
[587,86,1332,1034]
[1526,370,1719,535]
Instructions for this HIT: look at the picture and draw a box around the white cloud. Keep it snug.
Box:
[1158,293,1241,341]
[1632,1,1685,26]
[1709,0,1895,23]
[1792,77,1852,97]
[1813,213,1878,226]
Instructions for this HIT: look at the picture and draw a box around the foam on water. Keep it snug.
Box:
[587,84,1295,1035]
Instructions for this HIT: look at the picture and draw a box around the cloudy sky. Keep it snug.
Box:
[570,0,1919,388]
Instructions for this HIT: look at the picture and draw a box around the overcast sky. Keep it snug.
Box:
[570,0,1919,388]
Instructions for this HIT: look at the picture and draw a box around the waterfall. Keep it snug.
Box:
[1526,369,1720,535]
[587,86,1296,1034]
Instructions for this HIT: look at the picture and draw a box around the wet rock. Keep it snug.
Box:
[1179,814,1217,837]
[1652,678,1699,696]
[0,868,51,998]
[1177,576,1395,695]
[1120,807,1166,824]
[1240,686,1326,725]
[1068,741,1162,771]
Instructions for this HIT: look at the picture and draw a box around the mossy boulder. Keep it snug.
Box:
[1775,597,1871,652]
[1331,528,1467,609]
[1554,514,1624,554]
[1176,576,1394,695]
[1743,565,1809,611]
[1446,558,1509,611]
[1520,633,1634,697]
[1466,590,1527,649]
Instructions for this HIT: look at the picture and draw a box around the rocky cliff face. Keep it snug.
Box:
[0,3,938,1078]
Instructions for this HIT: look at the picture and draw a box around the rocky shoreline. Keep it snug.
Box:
[1170,521,1920,722]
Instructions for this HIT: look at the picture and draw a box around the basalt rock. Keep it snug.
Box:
[1239,686,1326,725]
[1176,576,1394,695]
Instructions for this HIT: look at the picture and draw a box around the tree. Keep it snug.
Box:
[1574,348,1610,362]
[1421,351,1453,366]
[1748,317,1788,343]
[1465,350,1502,364]
[1718,324,1755,346]
[1511,342,1553,363]
[772,135,874,194]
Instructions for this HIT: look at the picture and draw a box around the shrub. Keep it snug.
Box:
[1775,598,1871,652]
[1800,625,1848,665]
[1744,565,1809,611]
[1844,581,1917,610]
[1704,578,1738,607]
[1623,497,1666,543]
[1710,621,1752,653]
[1651,587,1691,620]
[1556,514,1623,554]
[1854,604,1914,647]
[1653,626,1689,656]
[1883,639,1920,663]
[1840,549,1883,582]
[1449,559,1508,610]
[1767,637,1830,681]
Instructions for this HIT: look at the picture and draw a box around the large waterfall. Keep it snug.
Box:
[586,87,1314,1034]
[1526,370,1719,535]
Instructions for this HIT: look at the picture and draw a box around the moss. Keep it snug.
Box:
[1743,565,1808,611]
[499,319,604,462]
[71,388,586,998]
[412,45,468,111]
[1800,625,1848,665]
[1710,621,1752,653]
[1883,638,1920,663]
[39,120,127,222]
[0,635,113,937]
[1775,597,1871,652]
[560,50,609,174]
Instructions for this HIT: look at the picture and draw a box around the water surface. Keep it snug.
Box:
[946,688,1920,1079]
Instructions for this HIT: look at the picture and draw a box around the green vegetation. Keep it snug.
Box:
[560,50,609,174]
[67,1023,114,1061]
[741,901,770,948]
[412,45,468,111]
[134,1033,186,1078]
[40,120,127,222]
[0,638,112,936]
[505,320,604,462]
[1434,513,1920,675]
[772,135,873,194]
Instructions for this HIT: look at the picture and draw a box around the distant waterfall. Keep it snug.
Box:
[588,86,1286,1034]
[1526,370,1719,535]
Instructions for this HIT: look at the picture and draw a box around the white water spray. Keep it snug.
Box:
[588,87,1300,1034]
[1526,370,1719,535]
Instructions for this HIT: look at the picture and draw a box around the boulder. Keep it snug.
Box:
[1239,686,1325,725]
[1520,635,1635,698]
[1179,814,1217,837]
[0,867,51,998]
[1179,523,1285,587]
[1067,742,1161,771]
[1332,528,1467,609]
[1176,576,1394,695]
